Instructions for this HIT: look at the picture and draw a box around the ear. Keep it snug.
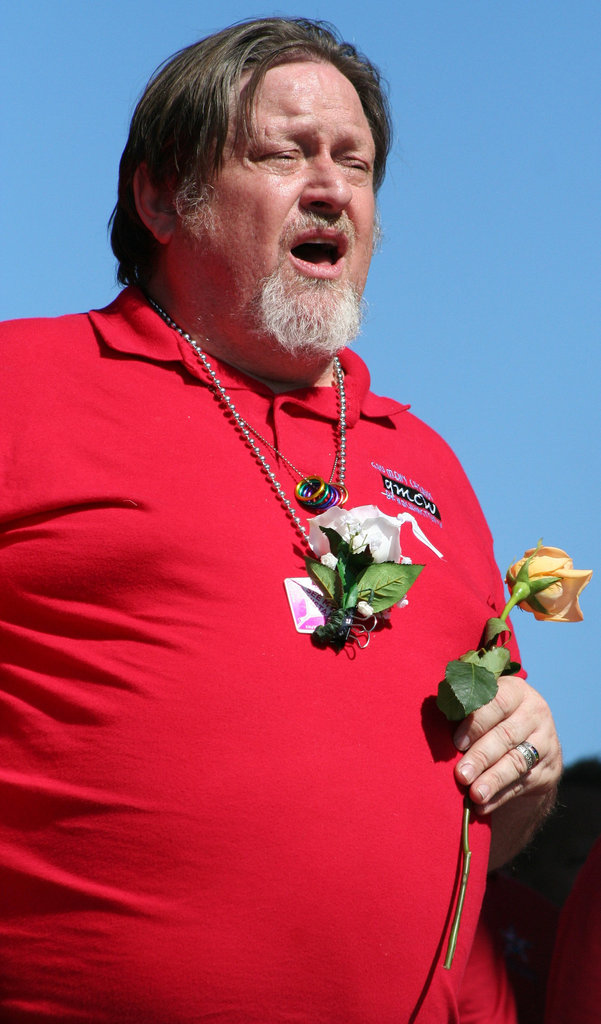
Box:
[133,163,177,244]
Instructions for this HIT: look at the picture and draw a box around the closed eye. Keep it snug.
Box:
[337,156,372,180]
[254,149,300,164]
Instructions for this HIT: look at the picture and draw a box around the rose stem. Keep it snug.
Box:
[443,794,472,970]
[499,582,531,622]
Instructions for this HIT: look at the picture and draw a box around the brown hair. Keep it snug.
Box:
[109,17,392,287]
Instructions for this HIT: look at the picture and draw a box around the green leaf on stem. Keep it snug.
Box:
[459,647,511,678]
[458,649,480,665]
[305,557,341,604]
[483,617,511,647]
[356,562,424,614]
[478,646,512,678]
[336,556,348,593]
[437,661,499,720]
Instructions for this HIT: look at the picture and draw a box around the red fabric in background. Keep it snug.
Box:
[460,873,559,1024]
[458,900,519,1024]
[544,836,601,1024]
[0,289,520,1022]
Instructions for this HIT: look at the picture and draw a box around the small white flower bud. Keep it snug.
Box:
[356,600,374,618]
[350,532,368,554]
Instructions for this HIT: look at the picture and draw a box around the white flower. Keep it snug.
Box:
[309,505,403,564]
[349,530,369,554]
[380,597,408,618]
[356,600,374,617]
[320,552,338,570]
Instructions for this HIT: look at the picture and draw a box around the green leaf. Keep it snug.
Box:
[320,526,375,571]
[458,646,511,680]
[483,617,510,647]
[436,679,467,721]
[349,546,375,572]
[356,562,423,613]
[458,649,480,665]
[305,557,340,604]
[336,557,348,593]
[319,527,349,560]
[507,660,522,675]
[436,661,499,721]
[478,646,511,679]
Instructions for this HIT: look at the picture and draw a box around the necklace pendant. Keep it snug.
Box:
[295,476,349,512]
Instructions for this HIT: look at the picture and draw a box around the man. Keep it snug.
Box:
[0,17,561,1023]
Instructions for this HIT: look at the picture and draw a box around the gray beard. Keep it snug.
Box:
[182,199,368,357]
[256,270,365,358]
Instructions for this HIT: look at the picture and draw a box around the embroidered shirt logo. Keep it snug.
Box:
[372,462,442,526]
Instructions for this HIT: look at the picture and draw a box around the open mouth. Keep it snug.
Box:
[291,240,341,266]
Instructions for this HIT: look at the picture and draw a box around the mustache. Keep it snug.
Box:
[281,211,356,249]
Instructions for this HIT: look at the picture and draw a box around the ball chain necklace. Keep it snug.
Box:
[147,296,349,544]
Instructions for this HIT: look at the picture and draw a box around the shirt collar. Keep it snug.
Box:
[88,286,409,427]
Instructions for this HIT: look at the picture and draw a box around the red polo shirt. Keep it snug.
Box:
[0,289,518,1023]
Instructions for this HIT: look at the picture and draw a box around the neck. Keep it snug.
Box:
[145,293,349,529]
[144,283,341,392]
[242,360,338,392]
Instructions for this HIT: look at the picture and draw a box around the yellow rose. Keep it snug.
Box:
[506,546,592,622]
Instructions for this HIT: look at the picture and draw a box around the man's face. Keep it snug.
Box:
[177,60,377,356]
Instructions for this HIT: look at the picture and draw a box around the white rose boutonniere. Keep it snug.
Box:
[305,504,442,651]
[309,505,404,563]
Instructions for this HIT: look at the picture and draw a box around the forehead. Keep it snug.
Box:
[238,60,375,151]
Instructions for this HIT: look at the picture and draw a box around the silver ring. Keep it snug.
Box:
[515,741,540,772]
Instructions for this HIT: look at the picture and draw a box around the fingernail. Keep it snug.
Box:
[457,762,475,784]
[477,784,490,801]
[454,730,470,751]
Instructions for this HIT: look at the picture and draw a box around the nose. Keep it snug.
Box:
[300,153,353,215]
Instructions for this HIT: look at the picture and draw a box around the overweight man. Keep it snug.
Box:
[0,17,561,1023]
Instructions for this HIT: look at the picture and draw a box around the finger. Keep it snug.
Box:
[458,717,561,812]
[456,728,546,804]
[452,676,562,810]
[453,675,527,753]
[469,745,560,817]
[514,741,541,773]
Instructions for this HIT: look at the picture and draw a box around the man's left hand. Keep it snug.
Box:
[452,675,562,868]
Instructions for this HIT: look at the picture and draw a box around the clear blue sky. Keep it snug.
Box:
[3,1,599,765]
